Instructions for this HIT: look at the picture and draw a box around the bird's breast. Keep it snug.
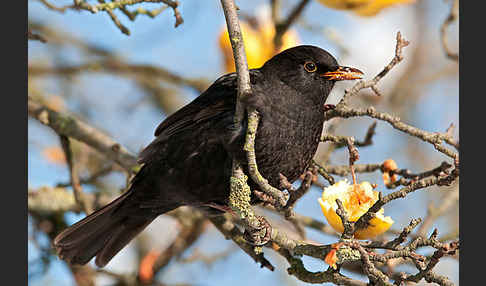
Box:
[252,104,325,186]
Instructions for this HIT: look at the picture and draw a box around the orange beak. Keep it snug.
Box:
[321,66,364,81]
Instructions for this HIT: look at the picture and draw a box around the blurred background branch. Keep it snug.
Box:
[440,0,459,61]
[36,0,183,35]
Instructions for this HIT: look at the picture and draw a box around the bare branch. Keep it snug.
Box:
[354,173,459,233]
[59,135,94,214]
[220,0,264,236]
[28,29,47,43]
[28,97,138,172]
[55,165,117,188]
[38,0,183,35]
[318,163,382,177]
[38,0,71,12]
[279,248,367,286]
[220,0,285,246]
[326,105,458,159]
[280,168,315,216]
[29,61,208,93]
[209,215,275,271]
[440,0,459,61]
[244,111,287,210]
[321,121,377,148]
[417,187,459,237]
[335,199,354,239]
[338,31,410,104]
[273,0,311,49]
[150,214,206,279]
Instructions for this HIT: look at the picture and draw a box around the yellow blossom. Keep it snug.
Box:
[317,0,416,17]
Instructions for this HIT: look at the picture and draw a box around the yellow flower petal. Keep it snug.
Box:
[317,0,415,17]
[354,0,415,16]
[317,0,370,10]
[218,22,267,73]
[318,180,394,239]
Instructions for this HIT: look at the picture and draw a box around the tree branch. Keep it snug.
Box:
[38,0,183,35]
[28,61,208,93]
[273,0,311,49]
[28,97,138,172]
[440,0,459,61]
[59,135,94,214]
[337,32,409,104]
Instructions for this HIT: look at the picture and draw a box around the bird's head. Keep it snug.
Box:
[260,45,363,104]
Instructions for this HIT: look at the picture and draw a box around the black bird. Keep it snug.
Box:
[53,45,363,267]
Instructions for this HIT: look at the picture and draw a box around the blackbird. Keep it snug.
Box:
[53,45,363,267]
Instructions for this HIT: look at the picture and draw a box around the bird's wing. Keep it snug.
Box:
[138,70,263,164]
[153,73,238,139]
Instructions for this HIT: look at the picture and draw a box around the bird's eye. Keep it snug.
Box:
[304,62,317,73]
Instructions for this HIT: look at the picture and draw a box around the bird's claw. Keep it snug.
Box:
[243,216,272,246]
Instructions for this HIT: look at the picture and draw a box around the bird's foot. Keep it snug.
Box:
[243,215,272,246]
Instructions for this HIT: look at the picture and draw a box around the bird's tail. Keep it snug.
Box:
[53,189,175,267]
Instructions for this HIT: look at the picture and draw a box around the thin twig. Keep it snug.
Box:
[354,174,459,232]
[151,215,206,277]
[244,111,287,210]
[273,0,311,49]
[326,105,458,159]
[320,121,377,148]
[318,163,382,177]
[28,29,47,43]
[440,0,459,61]
[363,218,422,250]
[29,61,208,93]
[38,0,71,12]
[313,161,336,185]
[28,97,138,172]
[39,0,183,35]
[209,215,275,271]
[59,136,93,214]
[337,32,409,104]
[56,165,116,188]
[335,199,354,240]
[417,187,459,237]
[385,161,453,189]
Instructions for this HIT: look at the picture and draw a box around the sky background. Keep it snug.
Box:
[28,0,459,285]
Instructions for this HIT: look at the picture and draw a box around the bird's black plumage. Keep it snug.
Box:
[53,45,363,267]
